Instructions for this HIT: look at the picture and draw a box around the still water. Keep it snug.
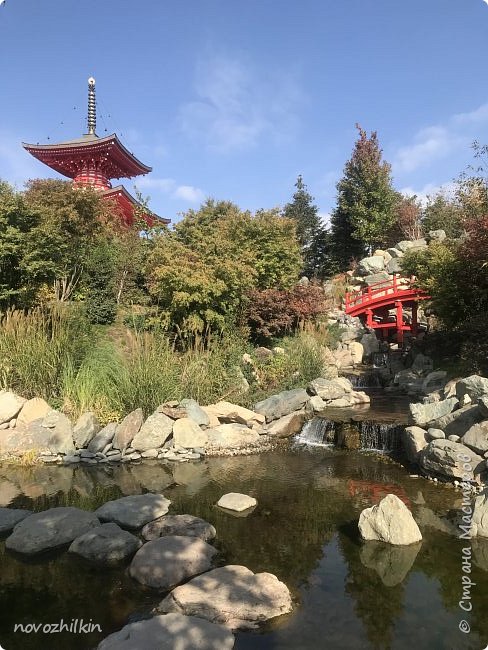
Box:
[0,447,486,650]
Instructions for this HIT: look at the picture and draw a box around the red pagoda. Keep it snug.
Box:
[23,77,169,226]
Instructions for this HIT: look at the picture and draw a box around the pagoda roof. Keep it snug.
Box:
[22,133,152,180]
[103,185,170,225]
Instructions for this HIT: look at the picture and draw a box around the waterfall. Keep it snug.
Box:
[357,421,404,452]
[296,418,336,446]
[342,372,382,388]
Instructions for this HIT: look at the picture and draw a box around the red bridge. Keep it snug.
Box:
[345,275,430,344]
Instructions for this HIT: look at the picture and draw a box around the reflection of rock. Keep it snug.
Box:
[96,613,235,650]
[360,540,421,586]
[414,506,458,536]
[172,462,209,496]
[128,462,174,493]
[472,538,488,572]
[0,479,20,506]
[470,490,488,537]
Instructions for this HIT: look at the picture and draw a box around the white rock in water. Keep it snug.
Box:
[217,493,257,512]
[359,494,422,545]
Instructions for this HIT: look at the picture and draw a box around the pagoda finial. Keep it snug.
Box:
[87,77,96,136]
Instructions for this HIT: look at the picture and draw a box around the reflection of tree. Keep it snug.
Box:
[338,531,406,649]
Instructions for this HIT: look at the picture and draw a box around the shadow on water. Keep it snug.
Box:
[0,448,487,649]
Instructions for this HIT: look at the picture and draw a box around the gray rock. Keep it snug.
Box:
[360,540,421,586]
[1,410,75,455]
[422,371,447,394]
[411,353,434,373]
[396,240,415,252]
[73,412,101,449]
[69,522,142,565]
[131,412,173,451]
[428,229,446,242]
[254,388,310,423]
[387,258,402,274]
[433,404,483,437]
[173,418,208,448]
[266,411,306,438]
[358,255,385,276]
[427,428,446,440]
[363,272,391,286]
[113,408,144,453]
[456,375,488,401]
[206,424,260,449]
[180,399,210,427]
[142,514,216,542]
[448,435,460,442]
[107,453,122,462]
[360,332,380,358]
[309,395,327,412]
[5,507,100,555]
[95,493,171,529]
[217,493,257,512]
[419,439,485,481]
[16,397,50,427]
[0,507,32,534]
[141,449,159,458]
[479,396,488,418]
[358,494,422,545]
[87,422,117,453]
[387,247,404,258]
[462,421,488,455]
[129,535,217,590]
[0,391,26,425]
[409,397,458,426]
[96,613,235,650]
[158,565,293,630]
[470,491,488,537]
[308,377,349,401]
[402,426,429,463]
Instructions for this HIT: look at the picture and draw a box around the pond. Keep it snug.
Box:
[0,446,487,650]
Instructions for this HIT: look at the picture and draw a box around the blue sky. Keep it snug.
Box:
[1,0,488,224]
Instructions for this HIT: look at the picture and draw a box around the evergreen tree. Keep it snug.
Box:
[283,175,330,278]
[84,241,118,325]
[330,125,398,270]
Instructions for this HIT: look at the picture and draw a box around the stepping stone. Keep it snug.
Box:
[142,514,216,542]
[129,535,217,590]
[5,507,100,555]
[217,493,257,513]
[69,522,142,565]
[96,613,234,650]
[158,565,293,630]
[95,494,171,530]
[0,508,32,535]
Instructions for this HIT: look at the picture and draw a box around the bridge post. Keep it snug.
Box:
[395,300,404,345]
[366,308,373,328]
[411,301,418,336]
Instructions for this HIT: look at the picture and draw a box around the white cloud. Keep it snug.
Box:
[179,54,304,152]
[136,176,205,204]
[400,181,456,206]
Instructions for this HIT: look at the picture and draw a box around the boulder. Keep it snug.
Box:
[113,408,144,452]
[73,412,101,449]
[217,493,257,512]
[1,410,75,455]
[0,507,32,534]
[462,421,488,455]
[348,341,364,364]
[428,229,446,242]
[432,404,483,437]
[204,402,264,426]
[358,255,385,276]
[386,258,402,274]
[336,423,360,450]
[333,349,354,368]
[360,540,421,586]
[87,422,117,453]
[363,272,391,286]
[479,396,488,418]
[358,494,422,545]
[95,493,171,529]
[0,391,26,425]
[254,388,309,423]
[69,522,142,565]
[266,411,305,438]
[422,371,447,394]
[395,240,415,252]
[129,535,217,590]
[131,412,173,451]
[402,426,429,463]
[409,397,458,426]
[419,439,485,481]
[387,247,404,258]
[308,378,348,401]
[16,397,51,428]
[96,613,235,650]
[427,428,445,440]
[361,333,380,358]
[411,353,434,374]
[5,507,100,555]
[470,491,488,537]
[309,395,327,412]
[142,514,216,542]
[158,565,293,630]
[180,399,210,427]
[206,424,260,449]
[173,418,208,448]
[456,375,488,401]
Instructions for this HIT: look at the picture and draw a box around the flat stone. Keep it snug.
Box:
[113,408,144,452]
[172,418,208,449]
[131,412,174,451]
[309,395,327,412]
[204,402,264,426]
[0,391,26,425]
[308,378,347,401]
[158,565,293,630]
[96,613,234,650]
[142,514,216,542]
[5,507,100,555]
[180,399,210,427]
[359,494,422,545]
[129,535,217,590]
[217,493,257,512]
[87,422,117,453]
[141,449,159,458]
[107,453,122,462]
[95,493,171,529]
[69,522,142,565]
[73,412,101,449]
[0,508,32,534]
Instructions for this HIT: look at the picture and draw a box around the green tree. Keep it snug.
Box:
[84,241,118,325]
[330,124,399,269]
[422,194,463,239]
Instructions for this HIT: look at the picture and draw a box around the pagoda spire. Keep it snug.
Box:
[87,77,96,136]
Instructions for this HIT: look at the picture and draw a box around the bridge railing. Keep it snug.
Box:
[345,274,413,310]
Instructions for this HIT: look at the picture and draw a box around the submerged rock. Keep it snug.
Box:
[358,494,422,545]
[5,507,100,555]
[142,514,216,542]
[0,507,32,535]
[129,535,217,590]
[158,565,293,630]
[95,493,171,529]
[69,522,142,565]
[96,613,235,650]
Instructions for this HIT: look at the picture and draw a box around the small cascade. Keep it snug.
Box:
[357,421,404,452]
[296,418,336,446]
[342,372,382,388]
